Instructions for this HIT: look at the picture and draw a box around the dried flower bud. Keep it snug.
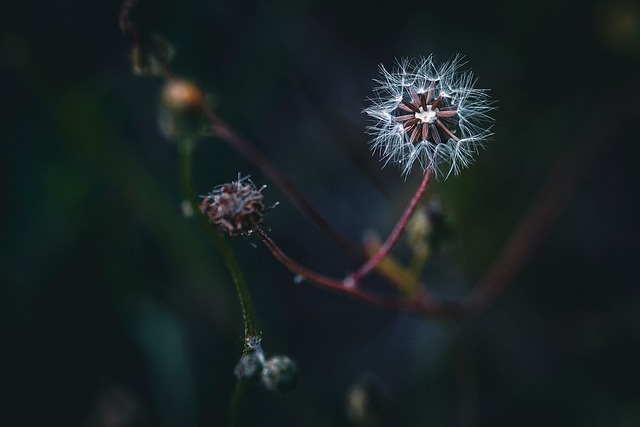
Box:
[234,335,266,382]
[159,79,206,140]
[261,355,299,393]
[234,353,264,382]
[245,335,265,355]
[200,179,267,236]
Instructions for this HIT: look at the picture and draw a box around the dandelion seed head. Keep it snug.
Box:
[364,55,494,179]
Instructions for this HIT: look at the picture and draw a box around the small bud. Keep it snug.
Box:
[234,353,264,382]
[159,79,206,140]
[200,178,268,236]
[261,355,299,393]
[245,335,264,355]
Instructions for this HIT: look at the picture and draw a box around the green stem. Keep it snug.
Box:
[228,380,246,427]
[179,138,257,425]
[178,137,258,339]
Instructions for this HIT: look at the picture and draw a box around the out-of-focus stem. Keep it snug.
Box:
[461,128,601,315]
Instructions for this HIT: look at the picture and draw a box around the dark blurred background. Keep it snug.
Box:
[2,0,639,425]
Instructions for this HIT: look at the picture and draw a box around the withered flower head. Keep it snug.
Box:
[199,178,268,236]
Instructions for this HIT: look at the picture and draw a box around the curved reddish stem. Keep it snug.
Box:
[347,167,433,284]
[254,227,451,314]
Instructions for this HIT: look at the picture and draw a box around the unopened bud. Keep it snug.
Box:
[261,355,299,393]
[159,79,206,140]
[234,353,263,382]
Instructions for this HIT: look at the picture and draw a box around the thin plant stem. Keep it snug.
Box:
[254,227,345,291]
[254,140,596,319]
[348,167,433,284]
[254,227,449,314]
[178,137,258,339]
[228,380,246,427]
[179,138,259,425]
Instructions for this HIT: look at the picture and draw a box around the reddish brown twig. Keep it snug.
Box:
[347,167,433,284]
[255,128,602,318]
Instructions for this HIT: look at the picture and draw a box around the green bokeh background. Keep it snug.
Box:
[2,0,639,425]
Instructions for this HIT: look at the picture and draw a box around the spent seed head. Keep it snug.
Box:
[364,55,494,179]
[200,177,267,236]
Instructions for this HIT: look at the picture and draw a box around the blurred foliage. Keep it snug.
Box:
[1,0,639,425]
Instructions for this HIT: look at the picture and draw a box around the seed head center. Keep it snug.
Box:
[415,105,437,124]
